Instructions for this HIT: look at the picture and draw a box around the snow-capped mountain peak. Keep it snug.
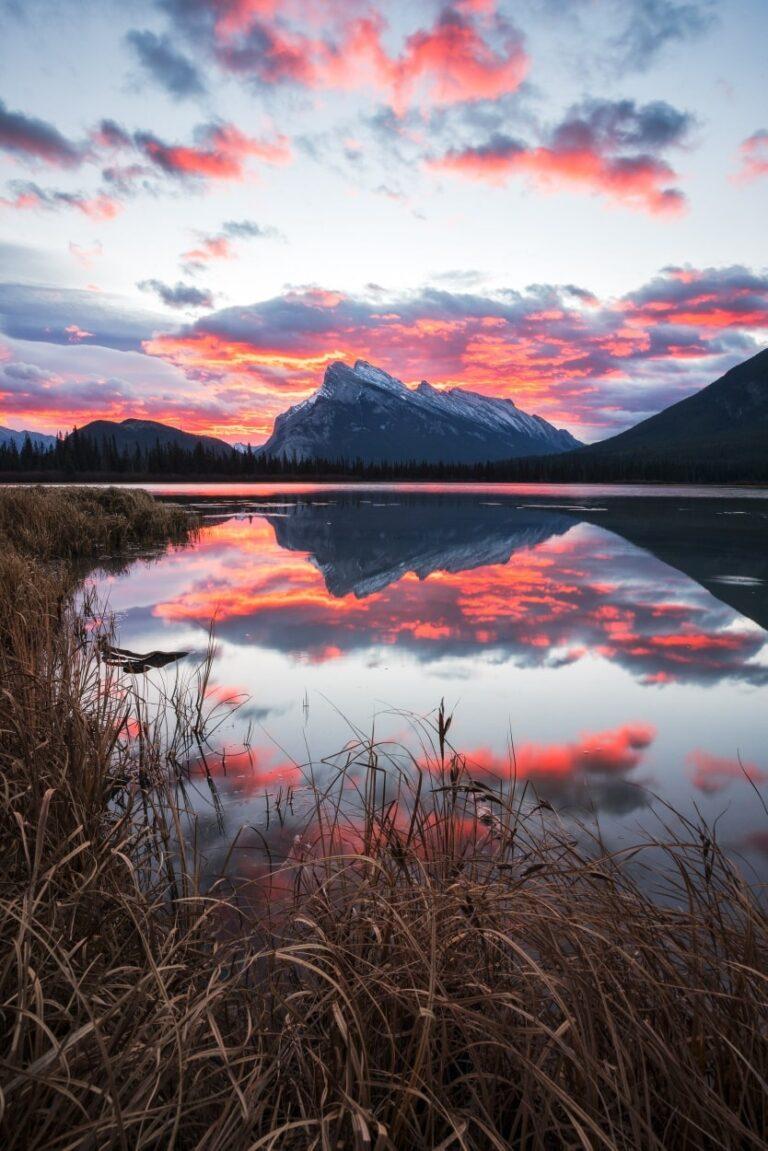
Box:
[261,358,582,464]
[352,360,409,393]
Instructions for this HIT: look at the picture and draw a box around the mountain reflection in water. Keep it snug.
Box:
[96,488,768,875]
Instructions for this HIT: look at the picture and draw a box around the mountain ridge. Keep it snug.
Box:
[0,426,57,450]
[3,348,766,476]
[75,417,232,457]
[578,347,768,464]
[260,359,581,464]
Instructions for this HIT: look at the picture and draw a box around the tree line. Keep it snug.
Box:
[1,426,766,484]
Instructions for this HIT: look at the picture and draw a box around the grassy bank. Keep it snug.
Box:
[0,488,766,1150]
[0,485,191,560]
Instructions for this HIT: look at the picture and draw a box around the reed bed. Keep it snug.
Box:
[0,485,191,561]
[0,487,766,1150]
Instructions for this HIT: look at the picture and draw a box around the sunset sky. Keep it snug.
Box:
[1,0,766,443]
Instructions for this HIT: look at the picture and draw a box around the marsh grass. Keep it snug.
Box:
[0,485,191,562]
[0,487,766,1149]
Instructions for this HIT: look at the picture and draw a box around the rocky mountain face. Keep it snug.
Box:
[259,360,581,464]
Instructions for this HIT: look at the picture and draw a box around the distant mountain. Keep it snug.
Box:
[0,425,57,450]
[77,418,233,457]
[582,347,768,465]
[259,360,581,464]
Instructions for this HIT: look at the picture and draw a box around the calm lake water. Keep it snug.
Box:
[92,484,768,879]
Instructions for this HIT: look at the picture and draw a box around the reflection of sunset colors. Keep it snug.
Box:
[687,750,768,795]
[193,745,302,792]
[152,517,767,686]
[438,723,656,781]
[194,722,655,795]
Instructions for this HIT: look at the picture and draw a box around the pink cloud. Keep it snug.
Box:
[393,7,527,112]
[432,141,685,215]
[65,325,95,342]
[0,183,121,220]
[136,122,290,181]
[735,129,768,183]
[180,2,527,112]
[69,241,104,268]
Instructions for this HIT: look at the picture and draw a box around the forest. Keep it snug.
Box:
[1,426,767,484]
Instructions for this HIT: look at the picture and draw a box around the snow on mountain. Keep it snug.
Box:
[260,359,581,464]
[413,379,575,447]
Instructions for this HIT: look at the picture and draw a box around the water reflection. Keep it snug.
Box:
[147,495,768,689]
[96,488,768,872]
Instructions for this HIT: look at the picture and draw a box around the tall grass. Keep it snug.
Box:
[0,485,191,561]
[0,487,766,1149]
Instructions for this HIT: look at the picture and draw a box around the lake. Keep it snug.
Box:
[91,483,768,880]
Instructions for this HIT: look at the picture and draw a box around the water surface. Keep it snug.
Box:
[92,484,768,877]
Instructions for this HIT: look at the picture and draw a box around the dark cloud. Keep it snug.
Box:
[222,219,283,240]
[94,118,134,150]
[180,219,285,274]
[0,97,85,167]
[624,265,768,324]
[101,163,158,197]
[133,120,289,182]
[552,98,694,151]
[92,117,289,191]
[561,284,599,305]
[125,28,207,99]
[138,279,215,309]
[1,179,120,220]
[0,283,168,350]
[612,0,716,71]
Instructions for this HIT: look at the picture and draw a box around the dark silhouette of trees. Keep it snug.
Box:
[1,429,766,484]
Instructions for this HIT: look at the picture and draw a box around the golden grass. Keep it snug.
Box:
[0,484,191,561]
[0,487,766,1149]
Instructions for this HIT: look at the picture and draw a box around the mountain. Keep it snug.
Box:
[0,426,57,450]
[259,360,581,464]
[582,347,768,465]
[577,497,768,634]
[263,495,575,598]
[190,487,768,638]
[77,418,233,457]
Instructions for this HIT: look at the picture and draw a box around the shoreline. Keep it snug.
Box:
[2,471,768,490]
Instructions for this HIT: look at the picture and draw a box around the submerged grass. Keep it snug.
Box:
[0,487,766,1150]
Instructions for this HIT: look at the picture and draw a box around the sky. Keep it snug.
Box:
[0,0,766,444]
